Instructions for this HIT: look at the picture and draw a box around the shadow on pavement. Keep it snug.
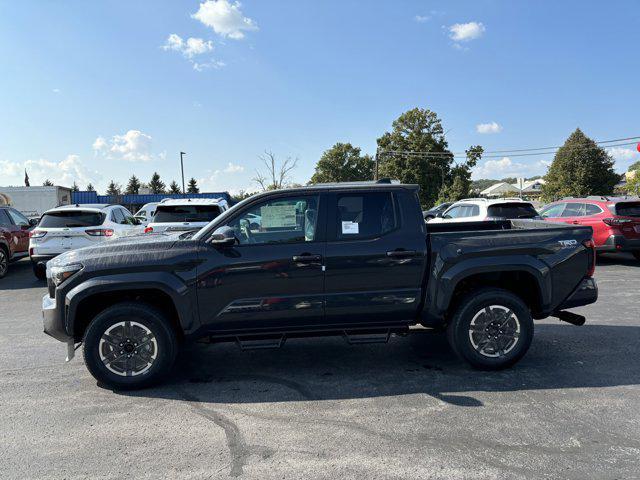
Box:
[0,259,45,290]
[596,252,639,267]
[119,323,640,407]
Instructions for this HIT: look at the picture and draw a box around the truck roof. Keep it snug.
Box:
[258,180,419,195]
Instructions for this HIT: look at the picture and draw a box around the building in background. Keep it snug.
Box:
[480,179,545,199]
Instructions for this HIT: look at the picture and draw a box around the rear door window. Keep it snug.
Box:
[560,203,585,217]
[0,210,12,227]
[154,205,222,223]
[584,203,603,216]
[335,192,397,240]
[487,203,539,219]
[39,211,106,228]
[613,202,640,217]
[540,203,566,218]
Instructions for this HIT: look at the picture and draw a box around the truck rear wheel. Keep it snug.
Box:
[82,302,178,390]
[446,288,533,370]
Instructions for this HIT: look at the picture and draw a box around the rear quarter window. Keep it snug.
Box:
[39,211,106,228]
[487,203,539,219]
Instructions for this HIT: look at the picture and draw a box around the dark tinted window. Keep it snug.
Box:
[561,203,585,217]
[0,210,12,227]
[39,211,106,228]
[7,209,30,226]
[613,202,640,217]
[487,203,538,219]
[336,192,396,240]
[154,205,222,223]
[585,203,603,216]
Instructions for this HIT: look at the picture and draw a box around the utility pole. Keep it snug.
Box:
[374,148,380,180]
[180,152,186,194]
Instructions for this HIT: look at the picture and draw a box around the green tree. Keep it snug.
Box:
[310,143,374,183]
[148,172,165,194]
[541,128,619,201]
[42,179,54,186]
[106,180,121,196]
[437,146,484,203]
[168,181,182,194]
[187,177,199,193]
[625,165,640,196]
[86,183,95,192]
[71,182,79,192]
[376,108,453,207]
[125,175,141,195]
[628,160,640,172]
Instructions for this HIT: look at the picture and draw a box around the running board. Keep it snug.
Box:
[236,335,286,350]
[343,329,391,345]
[553,311,586,326]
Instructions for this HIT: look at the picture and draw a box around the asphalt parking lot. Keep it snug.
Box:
[1,255,639,480]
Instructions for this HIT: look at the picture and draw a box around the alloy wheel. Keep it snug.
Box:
[99,321,158,377]
[468,305,521,358]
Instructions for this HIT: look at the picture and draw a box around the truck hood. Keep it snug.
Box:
[48,232,189,269]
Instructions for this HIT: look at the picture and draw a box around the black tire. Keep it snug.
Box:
[632,250,640,261]
[446,288,533,370]
[32,262,46,280]
[0,247,8,279]
[83,302,178,390]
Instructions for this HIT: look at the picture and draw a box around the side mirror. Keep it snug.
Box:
[29,218,39,227]
[209,226,237,247]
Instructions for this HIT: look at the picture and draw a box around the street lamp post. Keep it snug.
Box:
[180,152,186,194]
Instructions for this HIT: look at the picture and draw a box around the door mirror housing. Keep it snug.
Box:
[435,212,444,218]
[209,226,237,247]
[29,218,39,227]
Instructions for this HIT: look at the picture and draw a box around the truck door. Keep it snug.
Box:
[323,189,426,326]
[196,192,327,331]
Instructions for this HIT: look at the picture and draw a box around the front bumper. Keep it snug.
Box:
[597,235,640,252]
[557,277,598,310]
[42,293,72,343]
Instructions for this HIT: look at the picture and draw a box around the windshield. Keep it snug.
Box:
[612,202,640,217]
[487,203,539,219]
[153,205,222,223]
[39,210,106,228]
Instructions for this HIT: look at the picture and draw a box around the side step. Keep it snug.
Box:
[343,329,391,345]
[236,335,286,350]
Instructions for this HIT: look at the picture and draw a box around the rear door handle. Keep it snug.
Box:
[571,221,580,224]
[292,254,322,262]
[386,250,417,258]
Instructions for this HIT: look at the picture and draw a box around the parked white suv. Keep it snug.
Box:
[133,202,160,226]
[29,204,140,279]
[428,198,539,223]
[144,198,229,234]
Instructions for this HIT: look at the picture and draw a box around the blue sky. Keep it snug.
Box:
[1,0,639,193]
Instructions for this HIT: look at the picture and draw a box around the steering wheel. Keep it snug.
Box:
[239,218,255,244]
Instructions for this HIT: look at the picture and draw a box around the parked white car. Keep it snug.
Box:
[133,202,160,226]
[144,198,229,234]
[29,204,140,279]
[428,198,539,223]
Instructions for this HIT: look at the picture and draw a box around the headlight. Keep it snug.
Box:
[49,263,83,286]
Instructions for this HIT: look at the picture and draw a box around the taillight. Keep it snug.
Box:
[144,226,153,233]
[602,217,633,226]
[582,239,596,277]
[86,228,114,237]
[29,230,46,238]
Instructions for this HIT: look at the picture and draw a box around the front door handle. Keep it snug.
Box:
[386,250,417,258]
[292,254,322,263]
[571,220,580,224]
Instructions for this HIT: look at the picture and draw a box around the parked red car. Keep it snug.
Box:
[0,206,36,278]
[540,197,640,259]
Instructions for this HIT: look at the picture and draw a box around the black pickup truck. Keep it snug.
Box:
[42,182,598,389]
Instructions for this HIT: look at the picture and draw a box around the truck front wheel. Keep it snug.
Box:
[446,288,533,370]
[82,302,178,390]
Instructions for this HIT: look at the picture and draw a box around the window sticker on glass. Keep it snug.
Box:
[341,221,359,234]
[260,204,298,228]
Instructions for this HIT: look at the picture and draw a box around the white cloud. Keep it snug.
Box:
[223,162,244,173]
[192,0,258,40]
[449,21,485,42]
[192,59,226,71]
[414,15,431,23]
[93,130,154,162]
[607,146,640,172]
[198,162,248,193]
[472,157,549,180]
[476,121,503,134]
[52,88,61,94]
[0,155,101,188]
[163,34,213,58]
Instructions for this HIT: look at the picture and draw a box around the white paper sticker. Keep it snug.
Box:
[341,221,359,234]
[261,204,298,228]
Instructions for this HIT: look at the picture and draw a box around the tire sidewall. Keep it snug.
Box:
[0,248,8,279]
[83,303,177,389]
[449,288,534,369]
